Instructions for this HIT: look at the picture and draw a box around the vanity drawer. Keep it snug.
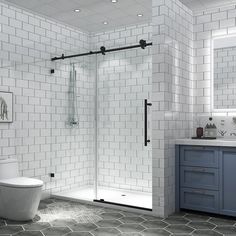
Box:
[180,166,219,190]
[180,146,219,168]
[180,188,219,213]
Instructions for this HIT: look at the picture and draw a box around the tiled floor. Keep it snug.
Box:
[0,198,236,236]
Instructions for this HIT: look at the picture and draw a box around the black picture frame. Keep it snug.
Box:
[0,91,13,123]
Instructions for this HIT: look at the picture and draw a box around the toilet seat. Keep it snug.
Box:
[0,177,43,188]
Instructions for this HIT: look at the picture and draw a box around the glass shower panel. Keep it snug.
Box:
[51,56,96,201]
[96,47,152,209]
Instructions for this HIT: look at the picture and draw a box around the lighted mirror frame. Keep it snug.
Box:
[211,34,236,112]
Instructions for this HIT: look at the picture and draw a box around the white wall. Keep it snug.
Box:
[92,24,153,193]
[152,0,194,216]
[0,1,95,195]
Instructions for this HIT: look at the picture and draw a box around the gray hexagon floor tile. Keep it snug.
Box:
[100,212,123,220]
[171,234,191,236]
[192,230,223,236]
[120,212,142,217]
[184,213,210,222]
[119,233,143,236]
[70,223,97,232]
[209,217,236,226]
[188,221,216,230]
[120,217,145,224]
[0,225,23,234]
[141,220,168,229]
[50,219,77,227]
[42,226,71,236]
[15,231,44,236]
[7,198,236,236]
[166,225,194,234]
[215,225,236,234]
[142,228,171,236]
[23,222,50,231]
[92,227,120,236]
[41,199,55,205]
[96,219,121,227]
[118,223,145,233]
[66,233,93,236]
[142,215,163,221]
[164,216,189,225]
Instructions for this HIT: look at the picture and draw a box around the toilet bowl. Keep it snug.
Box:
[0,159,44,221]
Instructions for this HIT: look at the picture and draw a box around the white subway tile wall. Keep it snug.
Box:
[152,0,194,216]
[92,24,152,193]
[0,1,95,195]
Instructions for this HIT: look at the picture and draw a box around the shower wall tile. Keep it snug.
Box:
[91,24,153,193]
[152,0,194,217]
[0,1,94,196]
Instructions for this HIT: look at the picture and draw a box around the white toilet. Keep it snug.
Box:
[0,158,44,221]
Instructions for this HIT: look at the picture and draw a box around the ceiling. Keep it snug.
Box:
[3,0,236,32]
[3,0,152,32]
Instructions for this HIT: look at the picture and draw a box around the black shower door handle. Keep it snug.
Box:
[144,99,152,146]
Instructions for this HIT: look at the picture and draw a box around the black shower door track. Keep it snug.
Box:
[51,39,152,61]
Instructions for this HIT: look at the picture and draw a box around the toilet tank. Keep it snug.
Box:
[0,159,19,180]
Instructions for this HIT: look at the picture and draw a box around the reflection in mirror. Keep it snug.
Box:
[213,36,236,110]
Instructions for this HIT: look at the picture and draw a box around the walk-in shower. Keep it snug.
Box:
[52,40,153,210]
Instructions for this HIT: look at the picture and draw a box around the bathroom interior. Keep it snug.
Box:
[1,0,236,235]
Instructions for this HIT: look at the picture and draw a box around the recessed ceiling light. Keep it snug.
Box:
[111,0,118,3]
[74,9,81,12]
[103,21,108,25]
[137,13,143,17]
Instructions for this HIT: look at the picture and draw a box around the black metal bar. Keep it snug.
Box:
[93,199,152,211]
[144,99,152,146]
[51,41,152,61]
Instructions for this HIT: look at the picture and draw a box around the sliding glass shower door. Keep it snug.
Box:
[95,47,152,209]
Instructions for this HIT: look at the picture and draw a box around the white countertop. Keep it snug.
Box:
[176,138,236,147]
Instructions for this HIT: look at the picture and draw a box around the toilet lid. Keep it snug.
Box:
[0,177,44,188]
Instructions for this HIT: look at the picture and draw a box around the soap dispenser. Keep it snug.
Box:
[204,123,217,138]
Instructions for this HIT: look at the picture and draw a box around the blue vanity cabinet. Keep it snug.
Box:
[177,145,220,214]
[176,145,236,217]
[220,148,236,216]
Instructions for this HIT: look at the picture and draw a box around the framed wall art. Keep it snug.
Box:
[0,91,13,123]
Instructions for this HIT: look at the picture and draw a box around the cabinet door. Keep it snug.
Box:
[180,188,219,213]
[180,146,219,168]
[180,166,219,190]
[220,148,236,216]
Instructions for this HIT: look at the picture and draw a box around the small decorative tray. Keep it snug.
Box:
[191,137,217,140]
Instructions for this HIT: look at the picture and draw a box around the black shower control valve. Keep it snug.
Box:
[50,173,55,178]
[50,69,55,74]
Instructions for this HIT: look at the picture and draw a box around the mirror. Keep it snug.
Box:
[213,35,236,110]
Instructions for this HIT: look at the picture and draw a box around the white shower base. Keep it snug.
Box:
[53,186,152,209]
